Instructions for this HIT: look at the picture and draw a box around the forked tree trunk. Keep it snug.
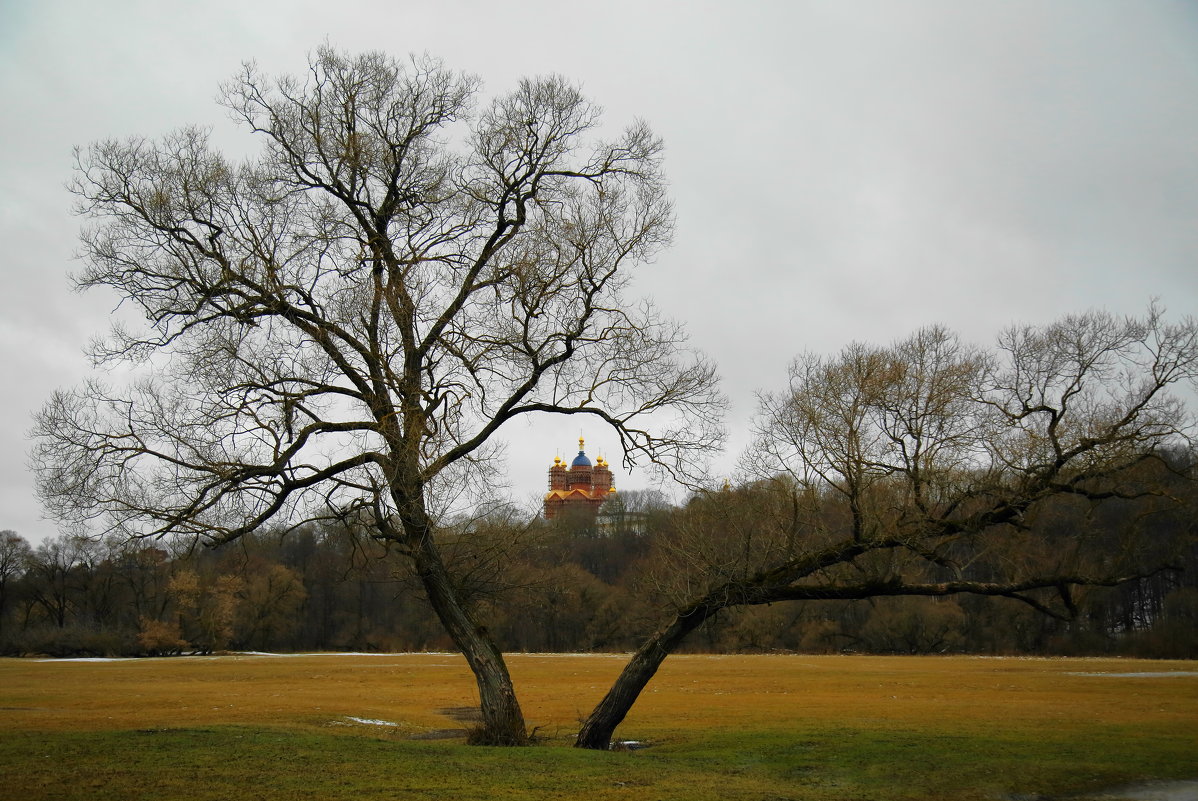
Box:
[575,603,715,749]
[411,532,528,745]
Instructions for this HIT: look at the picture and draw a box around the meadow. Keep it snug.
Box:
[1,652,1195,800]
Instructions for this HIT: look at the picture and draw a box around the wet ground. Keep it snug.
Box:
[1008,780,1198,801]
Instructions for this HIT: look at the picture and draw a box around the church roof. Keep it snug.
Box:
[544,488,599,501]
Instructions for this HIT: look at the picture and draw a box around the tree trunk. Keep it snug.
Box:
[574,603,713,749]
[411,532,528,745]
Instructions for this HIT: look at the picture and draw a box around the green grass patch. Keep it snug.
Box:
[2,721,1194,801]
[637,724,1198,801]
[0,725,792,801]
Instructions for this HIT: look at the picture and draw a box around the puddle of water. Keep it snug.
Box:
[410,728,467,740]
[1005,780,1198,801]
[1095,779,1198,800]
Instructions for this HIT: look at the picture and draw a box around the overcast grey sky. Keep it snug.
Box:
[2,0,1196,543]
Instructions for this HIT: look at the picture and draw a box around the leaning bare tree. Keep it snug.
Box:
[575,309,1197,748]
[32,48,722,745]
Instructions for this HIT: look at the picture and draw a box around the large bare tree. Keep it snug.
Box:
[0,531,33,635]
[32,48,722,744]
[574,309,1196,748]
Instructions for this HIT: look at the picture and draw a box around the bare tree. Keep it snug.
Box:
[574,309,1197,748]
[0,531,32,634]
[23,535,94,629]
[32,48,722,744]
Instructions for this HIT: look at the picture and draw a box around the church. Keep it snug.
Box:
[543,437,615,520]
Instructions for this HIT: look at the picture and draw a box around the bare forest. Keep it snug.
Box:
[4,459,1195,661]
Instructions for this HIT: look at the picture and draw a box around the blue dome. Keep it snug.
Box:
[571,451,592,468]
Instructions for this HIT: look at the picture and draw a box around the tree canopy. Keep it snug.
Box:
[32,47,722,745]
[574,309,1197,747]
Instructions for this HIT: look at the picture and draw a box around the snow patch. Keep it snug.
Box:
[344,716,399,727]
[33,651,461,664]
[516,652,628,659]
[1067,672,1198,678]
[611,740,651,751]
[235,651,446,658]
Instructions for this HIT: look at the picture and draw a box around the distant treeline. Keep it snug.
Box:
[2,477,1195,660]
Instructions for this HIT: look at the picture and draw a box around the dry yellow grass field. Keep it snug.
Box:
[2,652,1195,800]
[4,652,1194,738]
